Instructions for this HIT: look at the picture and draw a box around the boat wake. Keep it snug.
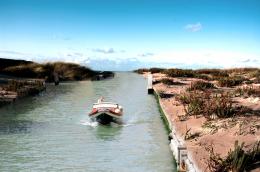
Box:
[80,118,132,128]
[80,111,143,128]
[123,110,147,126]
[80,119,98,127]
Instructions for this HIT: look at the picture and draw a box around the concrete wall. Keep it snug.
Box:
[153,90,200,172]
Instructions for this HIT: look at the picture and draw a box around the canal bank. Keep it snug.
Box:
[145,71,260,172]
[147,73,199,172]
[153,89,199,172]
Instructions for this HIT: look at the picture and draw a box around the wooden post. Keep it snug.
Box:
[53,72,59,86]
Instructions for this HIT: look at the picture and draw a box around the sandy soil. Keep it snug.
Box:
[144,73,260,172]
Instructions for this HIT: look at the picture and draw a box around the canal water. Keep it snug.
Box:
[0,72,176,172]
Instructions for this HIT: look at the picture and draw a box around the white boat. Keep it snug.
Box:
[89,99,123,124]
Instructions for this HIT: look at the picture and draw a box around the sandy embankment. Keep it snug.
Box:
[144,73,260,172]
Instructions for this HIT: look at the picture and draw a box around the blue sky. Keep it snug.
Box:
[0,0,260,70]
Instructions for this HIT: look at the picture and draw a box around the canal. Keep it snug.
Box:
[0,72,176,172]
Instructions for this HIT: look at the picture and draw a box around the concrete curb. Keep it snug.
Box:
[153,90,200,172]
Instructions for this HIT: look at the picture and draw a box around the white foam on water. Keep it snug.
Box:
[124,110,147,126]
[80,119,98,127]
[119,117,140,127]
[80,111,143,128]
[120,123,134,127]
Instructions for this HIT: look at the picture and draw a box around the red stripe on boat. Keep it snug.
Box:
[89,108,98,116]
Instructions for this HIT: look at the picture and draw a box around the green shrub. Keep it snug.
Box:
[235,86,260,97]
[158,78,184,86]
[133,68,165,74]
[245,80,254,84]
[217,77,245,87]
[187,81,215,91]
[207,141,260,172]
[249,69,260,78]
[176,91,209,117]
[196,69,229,77]
[185,92,205,117]
[248,70,260,84]
[3,64,40,78]
[184,128,201,140]
[2,62,97,82]
[227,68,259,75]
[253,76,260,84]
[211,93,235,118]
[176,92,237,119]
[195,74,211,80]
[158,90,174,99]
[160,78,174,85]
[164,68,195,78]
[149,67,165,74]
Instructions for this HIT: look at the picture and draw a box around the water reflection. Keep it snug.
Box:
[93,124,122,141]
[0,83,79,118]
[0,120,48,134]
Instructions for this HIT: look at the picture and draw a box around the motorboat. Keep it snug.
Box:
[89,98,123,124]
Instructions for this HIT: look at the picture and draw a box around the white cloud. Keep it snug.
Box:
[149,50,260,68]
[91,47,126,54]
[1,49,259,70]
[137,52,154,57]
[0,50,34,61]
[92,48,115,54]
[185,22,202,32]
[66,52,83,57]
[0,50,28,55]
[53,51,89,64]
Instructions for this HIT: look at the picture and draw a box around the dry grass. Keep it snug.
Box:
[235,86,260,97]
[158,90,174,99]
[187,81,215,91]
[1,61,98,82]
[207,141,260,172]
[196,69,229,77]
[135,68,260,85]
[195,74,211,80]
[149,67,165,74]
[176,91,209,118]
[133,68,149,74]
[227,68,259,75]
[158,78,185,86]
[217,76,245,87]
[249,70,260,84]
[164,68,195,78]
[159,78,175,85]
[176,91,242,119]
[133,68,165,74]
[184,127,201,140]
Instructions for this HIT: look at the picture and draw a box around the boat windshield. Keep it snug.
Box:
[93,102,117,105]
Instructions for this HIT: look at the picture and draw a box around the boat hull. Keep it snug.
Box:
[89,102,123,125]
[90,112,122,125]
[91,113,121,125]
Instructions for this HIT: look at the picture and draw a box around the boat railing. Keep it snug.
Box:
[93,102,118,105]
